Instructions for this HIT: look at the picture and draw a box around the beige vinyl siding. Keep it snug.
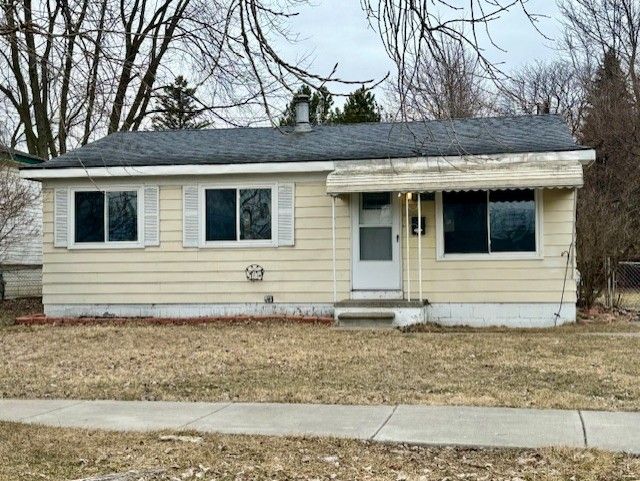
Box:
[42,174,350,305]
[401,188,577,303]
[42,173,576,307]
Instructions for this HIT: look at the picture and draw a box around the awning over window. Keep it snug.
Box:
[325,158,584,194]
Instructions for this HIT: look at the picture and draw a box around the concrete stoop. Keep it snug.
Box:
[334,299,425,328]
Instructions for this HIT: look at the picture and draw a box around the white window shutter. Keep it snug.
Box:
[277,183,295,246]
[54,188,69,247]
[183,185,200,247]
[144,185,160,246]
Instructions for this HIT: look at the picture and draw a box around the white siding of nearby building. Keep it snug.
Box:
[1,166,42,299]
[1,170,42,265]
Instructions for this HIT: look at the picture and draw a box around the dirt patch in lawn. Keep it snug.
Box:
[1,422,638,481]
[2,318,640,410]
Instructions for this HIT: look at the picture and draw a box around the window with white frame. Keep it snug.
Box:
[441,189,537,255]
[204,187,273,243]
[73,190,140,244]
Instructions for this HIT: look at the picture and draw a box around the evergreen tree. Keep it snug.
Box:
[576,49,640,306]
[333,87,382,123]
[580,50,637,159]
[279,86,334,126]
[152,76,209,130]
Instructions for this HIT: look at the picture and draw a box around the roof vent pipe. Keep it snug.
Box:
[294,94,312,132]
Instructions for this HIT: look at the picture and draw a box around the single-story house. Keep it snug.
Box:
[21,96,595,327]
[1,146,44,299]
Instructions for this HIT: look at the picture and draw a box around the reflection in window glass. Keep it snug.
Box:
[240,189,272,240]
[108,191,138,242]
[205,189,236,241]
[362,192,390,210]
[443,191,488,254]
[75,191,104,243]
[489,190,535,252]
[360,227,392,260]
[360,192,392,225]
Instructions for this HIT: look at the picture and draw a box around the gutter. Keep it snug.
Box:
[19,149,596,181]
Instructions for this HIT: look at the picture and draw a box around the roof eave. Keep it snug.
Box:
[20,149,596,181]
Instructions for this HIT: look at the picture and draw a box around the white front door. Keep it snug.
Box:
[351,192,401,291]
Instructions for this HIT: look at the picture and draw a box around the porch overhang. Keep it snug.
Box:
[325,156,584,194]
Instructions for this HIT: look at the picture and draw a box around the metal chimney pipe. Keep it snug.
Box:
[294,94,312,132]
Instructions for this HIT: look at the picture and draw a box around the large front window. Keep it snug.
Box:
[205,187,272,243]
[442,189,536,255]
[74,190,138,244]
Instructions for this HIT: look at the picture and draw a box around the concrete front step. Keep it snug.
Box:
[335,319,396,330]
[334,299,425,328]
[335,299,426,308]
[338,311,395,320]
[336,310,396,329]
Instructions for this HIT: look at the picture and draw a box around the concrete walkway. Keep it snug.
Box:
[1,399,639,453]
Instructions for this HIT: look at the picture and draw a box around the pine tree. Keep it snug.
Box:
[152,76,209,130]
[576,49,640,306]
[580,50,637,160]
[279,86,334,126]
[332,87,382,123]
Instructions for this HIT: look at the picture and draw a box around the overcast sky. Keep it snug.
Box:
[275,0,566,105]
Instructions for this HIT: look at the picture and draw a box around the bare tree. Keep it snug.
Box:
[0,0,548,158]
[0,158,40,260]
[362,0,545,119]
[386,39,490,120]
[498,60,588,135]
[559,0,640,106]
[0,0,370,158]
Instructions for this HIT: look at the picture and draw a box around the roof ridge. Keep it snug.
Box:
[106,113,562,136]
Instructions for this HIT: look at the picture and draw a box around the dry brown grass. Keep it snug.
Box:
[0,298,42,326]
[1,421,639,481]
[2,317,640,410]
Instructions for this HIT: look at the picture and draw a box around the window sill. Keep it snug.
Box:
[436,252,543,262]
[67,242,145,250]
[200,240,277,249]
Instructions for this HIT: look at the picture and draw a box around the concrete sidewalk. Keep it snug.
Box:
[1,399,639,453]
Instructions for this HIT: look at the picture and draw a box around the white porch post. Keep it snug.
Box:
[331,194,337,303]
[417,192,423,303]
[405,193,411,301]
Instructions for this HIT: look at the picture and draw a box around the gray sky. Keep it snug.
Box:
[276,0,565,104]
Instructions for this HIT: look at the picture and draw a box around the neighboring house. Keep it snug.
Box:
[1,146,44,299]
[21,96,595,327]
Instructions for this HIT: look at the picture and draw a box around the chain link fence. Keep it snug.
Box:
[606,260,640,311]
[0,264,42,300]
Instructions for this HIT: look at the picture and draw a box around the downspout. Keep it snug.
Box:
[331,194,337,304]
[405,193,411,301]
[554,187,578,325]
[572,187,578,279]
[418,192,423,303]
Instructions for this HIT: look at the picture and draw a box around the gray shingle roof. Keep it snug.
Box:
[30,114,586,170]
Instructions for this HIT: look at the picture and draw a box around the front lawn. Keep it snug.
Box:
[1,422,638,481]
[1,316,640,410]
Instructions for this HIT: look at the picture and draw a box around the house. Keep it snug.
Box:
[0,146,44,299]
[21,96,595,327]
